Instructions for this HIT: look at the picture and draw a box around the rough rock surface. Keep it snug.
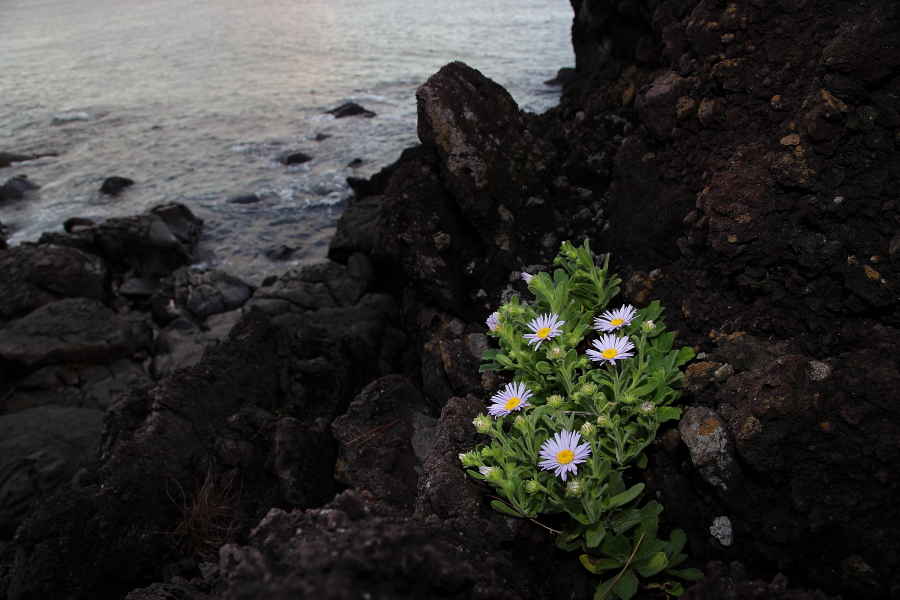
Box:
[0,298,150,370]
[0,244,107,320]
[327,194,381,264]
[150,267,253,324]
[1,313,379,600]
[0,405,104,538]
[331,375,436,513]
[39,203,203,278]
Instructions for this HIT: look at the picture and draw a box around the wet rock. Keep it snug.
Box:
[331,375,436,512]
[327,194,380,263]
[63,217,96,232]
[0,298,150,370]
[0,405,104,538]
[0,175,40,202]
[264,245,295,261]
[544,67,577,86]
[99,176,134,195]
[227,194,260,205]
[39,203,203,279]
[2,313,378,600]
[326,102,376,118]
[0,152,33,168]
[345,144,428,198]
[278,152,312,166]
[0,243,107,320]
[150,267,253,324]
[51,111,90,125]
[0,220,6,249]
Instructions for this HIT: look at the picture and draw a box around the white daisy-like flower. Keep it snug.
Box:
[594,305,638,332]
[478,466,496,477]
[486,312,501,331]
[524,313,565,349]
[586,333,635,365]
[538,430,591,481]
[488,381,532,418]
[521,272,534,284]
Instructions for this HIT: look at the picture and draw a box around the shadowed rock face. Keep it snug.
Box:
[2,313,379,600]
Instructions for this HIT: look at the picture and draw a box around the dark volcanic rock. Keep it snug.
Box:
[2,313,379,600]
[326,102,376,118]
[682,562,838,600]
[150,267,253,324]
[0,152,33,168]
[0,405,104,538]
[326,194,380,263]
[278,152,312,166]
[0,298,150,370]
[0,175,40,202]
[39,203,203,278]
[0,243,107,320]
[345,144,429,198]
[0,221,6,249]
[99,176,134,195]
[331,375,436,513]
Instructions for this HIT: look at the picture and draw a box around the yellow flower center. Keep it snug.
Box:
[602,348,618,360]
[557,449,575,464]
[505,397,521,411]
[610,318,624,327]
[537,327,552,339]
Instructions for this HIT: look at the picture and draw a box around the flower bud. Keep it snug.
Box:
[513,415,527,431]
[478,466,496,477]
[525,479,542,494]
[640,401,655,416]
[461,452,483,467]
[621,393,637,404]
[473,415,491,433]
[566,479,584,496]
[596,414,610,428]
[641,320,657,333]
[481,447,493,458]
[548,346,565,359]
[580,382,596,396]
[580,422,595,437]
[547,394,565,408]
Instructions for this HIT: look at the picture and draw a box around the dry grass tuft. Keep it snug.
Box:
[166,467,238,560]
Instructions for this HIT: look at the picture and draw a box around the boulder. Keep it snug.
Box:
[39,203,203,279]
[150,267,253,324]
[345,144,428,198]
[99,176,134,195]
[327,194,380,264]
[2,313,379,600]
[331,375,436,512]
[326,103,376,118]
[278,152,312,165]
[0,152,33,168]
[0,243,107,320]
[150,311,242,380]
[0,175,39,202]
[0,405,104,538]
[246,256,371,314]
[0,298,150,370]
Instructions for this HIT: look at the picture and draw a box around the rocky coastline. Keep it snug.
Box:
[1,0,898,599]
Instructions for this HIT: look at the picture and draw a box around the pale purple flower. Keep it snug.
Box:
[524,313,564,349]
[486,312,501,331]
[586,334,635,365]
[594,305,637,332]
[521,272,534,284]
[488,381,532,418]
[539,430,591,481]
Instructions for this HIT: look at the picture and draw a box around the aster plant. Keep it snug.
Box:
[460,240,702,599]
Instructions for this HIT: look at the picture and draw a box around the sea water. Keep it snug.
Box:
[0,0,574,284]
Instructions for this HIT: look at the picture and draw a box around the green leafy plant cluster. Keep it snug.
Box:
[460,240,701,599]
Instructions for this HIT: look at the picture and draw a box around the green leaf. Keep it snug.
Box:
[536,361,554,374]
[675,345,696,367]
[594,578,616,600]
[611,534,632,560]
[585,523,607,548]
[669,529,686,555]
[635,552,668,577]
[481,349,499,360]
[636,453,648,469]
[666,581,685,596]
[656,406,682,423]
[490,500,524,517]
[612,568,639,600]
[581,555,623,574]
[670,567,704,581]
[607,483,645,509]
[633,515,659,548]
[609,508,641,534]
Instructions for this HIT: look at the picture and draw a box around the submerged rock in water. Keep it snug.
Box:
[0,152,34,168]
[326,102,376,118]
[51,111,90,125]
[99,176,134,195]
[279,151,313,165]
[0,175,40,202]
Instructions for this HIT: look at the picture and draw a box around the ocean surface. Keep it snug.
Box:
[0,0,574,285]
